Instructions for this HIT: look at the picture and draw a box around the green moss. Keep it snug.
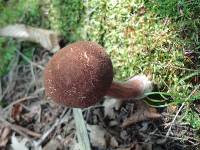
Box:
[79,0,200,130]
[47,0,84,42]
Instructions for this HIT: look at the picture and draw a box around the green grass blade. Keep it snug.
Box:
[73,108,91,150]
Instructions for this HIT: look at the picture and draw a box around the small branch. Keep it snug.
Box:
[0,117,41,139]
[165,85,200,138]
[33,108,68,147]
[0,118,28,139]
[13,124,41,138]
[16,50,44,70]
[151,133,200,145]
[1,96,38,114]
[165,102,185,137]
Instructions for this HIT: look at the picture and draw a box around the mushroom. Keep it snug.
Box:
[44,41,152,108]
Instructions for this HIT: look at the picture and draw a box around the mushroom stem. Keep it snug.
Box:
[106,82,141,99]
[106,75,152,100]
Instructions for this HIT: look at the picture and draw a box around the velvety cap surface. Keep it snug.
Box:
[44,41,113,107]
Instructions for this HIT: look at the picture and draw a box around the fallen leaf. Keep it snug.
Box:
[62,133,80,150]
[87,125,108,149]
[0,24,60,52]
[122,101,161,127]
[11,104,23,122]
[43,139,62,150]
[109,120,119,127]
[110,136,118,148]
[103,97,122,119]
[10,103,37,125]
[167,104,177,113]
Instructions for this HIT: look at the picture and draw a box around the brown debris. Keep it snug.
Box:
[0,125,11,148]
[122,101,161,128]
[11,104,23,123]
[43,139,62,150]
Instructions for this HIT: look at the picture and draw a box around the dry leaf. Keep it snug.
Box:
[87,125,107,149]
[43,139,62,150]
[0,125,11,148]
[167,105,177,113]
[62,134,80,150]
[87,124,118,148]
[122,101,161,127]
[10,103,36,125]
[110,136,118,148]
[103,97,122,119]
[0,24,60,52]
[11,104,23,122]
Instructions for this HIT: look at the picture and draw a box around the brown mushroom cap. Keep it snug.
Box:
[44,41,113,108]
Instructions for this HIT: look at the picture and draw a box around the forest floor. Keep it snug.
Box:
[0,0,200,149]
[0,44,199,150]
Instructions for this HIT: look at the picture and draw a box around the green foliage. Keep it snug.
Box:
[0,99,8,107]
[0,0,24,26]
[0,37,16,77]
[0,0,42,77]
[0,0,41,27]
[185,110,200,129]
[145,0,200,51]
[145,0,200,19]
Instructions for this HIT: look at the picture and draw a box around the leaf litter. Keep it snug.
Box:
[0,39,199,150]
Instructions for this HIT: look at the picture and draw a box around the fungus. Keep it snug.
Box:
[44,41,152,108]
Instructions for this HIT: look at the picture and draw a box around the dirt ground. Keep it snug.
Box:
[0,46,199,150]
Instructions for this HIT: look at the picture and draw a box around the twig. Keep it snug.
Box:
[165,103,185,138]
[0,96,41,138]
[1,96,38,114]
[13,123,41,138]
[0,117,40,139]
[30,63,36,82]
[165,85,200,138]
[0,118,28,139]
[16,50,44,70]
[33,108,68,147]
[151,133,200,145]
[82,105,104,112]
[33,87,45,95]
